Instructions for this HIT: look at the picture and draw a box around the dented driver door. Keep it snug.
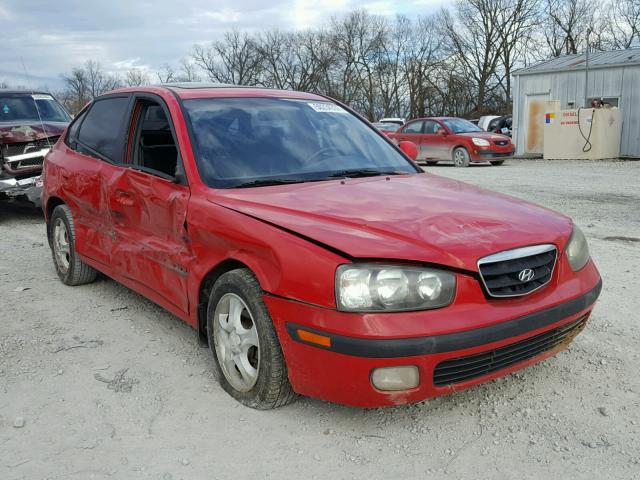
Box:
[106,94,193,314]
[107,168,192,313]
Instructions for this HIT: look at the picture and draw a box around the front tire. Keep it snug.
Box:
[453,147,470,167]
[426,161,438,166]
[49,205,97,286]
[207,268,297,409]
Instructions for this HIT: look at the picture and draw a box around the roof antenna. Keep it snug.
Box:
[20,56,52,149]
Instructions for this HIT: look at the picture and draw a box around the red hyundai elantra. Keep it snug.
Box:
[42,85,601,408]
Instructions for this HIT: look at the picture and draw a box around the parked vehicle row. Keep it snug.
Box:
[42,84,600,409]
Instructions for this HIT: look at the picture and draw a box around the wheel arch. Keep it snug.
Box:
[45,196,66,243]
[196,258,262,345]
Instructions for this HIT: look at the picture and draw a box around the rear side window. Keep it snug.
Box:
[78,96,130,163]
[403,121,423,134]
[66,110,87,142]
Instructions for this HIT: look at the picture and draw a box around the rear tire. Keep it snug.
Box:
[207,268,297,409]
[49,205,98,286]
[453,147,470,167]
[490,160,505,166]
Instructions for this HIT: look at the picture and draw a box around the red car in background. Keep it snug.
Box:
[390,116,514,167]
[43,85,600,409]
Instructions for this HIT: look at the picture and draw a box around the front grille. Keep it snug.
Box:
[494,140,509,146]
[433,315,588,386]
[1,137,58,160]
[478,244,557,297]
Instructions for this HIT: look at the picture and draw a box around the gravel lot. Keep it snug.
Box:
[1,159,639,480]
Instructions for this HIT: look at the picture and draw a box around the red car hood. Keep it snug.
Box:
[208,174,571,272]
[458,131,510,141]
[0,121,67,144]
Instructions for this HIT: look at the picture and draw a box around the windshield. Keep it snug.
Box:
[183,97,418,188]
[0,94,71,123]
[441,118,482,134]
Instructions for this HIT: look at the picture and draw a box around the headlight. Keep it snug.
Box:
[336,264,456,312]
[565,224,590,271]
[472,138,490,147]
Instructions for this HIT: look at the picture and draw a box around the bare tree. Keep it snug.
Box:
[193,29,262,85]
[607,0,640,48]
[60,61,121,113]
[441,0,504,113]
[545,0,597,55]
[496,0,542,101]
[125,69,150,86]
[329,11,387,119]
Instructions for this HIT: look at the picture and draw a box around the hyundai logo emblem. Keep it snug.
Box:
[518,268,535,282]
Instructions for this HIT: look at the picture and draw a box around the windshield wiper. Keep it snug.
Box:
[233,178,308,188]
[325,169,406,179]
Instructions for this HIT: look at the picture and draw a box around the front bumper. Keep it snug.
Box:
[470,149,514,162]
[265,260,601,407]
[0,175,43,207]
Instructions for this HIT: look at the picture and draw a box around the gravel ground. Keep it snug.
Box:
[1,159,639,480]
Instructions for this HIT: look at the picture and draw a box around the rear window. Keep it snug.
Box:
[183,97,417,188]
[0,94,70,123]
[78,96,130,163]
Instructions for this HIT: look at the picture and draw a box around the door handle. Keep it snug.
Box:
[114,189,135,206]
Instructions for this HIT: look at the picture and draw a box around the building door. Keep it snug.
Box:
[524,94,559,155]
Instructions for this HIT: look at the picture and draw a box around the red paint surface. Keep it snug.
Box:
[43,86,601,407]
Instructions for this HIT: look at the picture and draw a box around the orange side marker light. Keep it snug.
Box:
[297,329,332,348]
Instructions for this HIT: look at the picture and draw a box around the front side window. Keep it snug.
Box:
[130,101,180,179]
[0,94,71,123]
[424,120,445,134]
[183,97,418,188]
[78,96,130,163]
[441,118,482,134]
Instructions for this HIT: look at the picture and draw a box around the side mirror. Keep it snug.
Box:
[437,129,447,136]
[398,141,418,161]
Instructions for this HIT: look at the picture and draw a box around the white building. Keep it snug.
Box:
[512,48,640,157]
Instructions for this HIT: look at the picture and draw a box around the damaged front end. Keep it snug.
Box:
[0,90,71,208]
[0,136,58,207]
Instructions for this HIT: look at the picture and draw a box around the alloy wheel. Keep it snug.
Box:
[213,293,260,392]
[52,218,71,274]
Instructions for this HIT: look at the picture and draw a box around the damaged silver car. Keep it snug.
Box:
[0,90,71,207]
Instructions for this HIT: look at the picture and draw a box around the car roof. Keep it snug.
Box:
[406,116,460,122]
[0,89,53,95]
[107,83,328,102]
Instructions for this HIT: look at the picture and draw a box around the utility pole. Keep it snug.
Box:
[584,28,591,107]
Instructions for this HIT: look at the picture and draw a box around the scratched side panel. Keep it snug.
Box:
[48,144,114,266]
[107,168,192,313]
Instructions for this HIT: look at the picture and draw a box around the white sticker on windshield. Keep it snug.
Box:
[307,102,347,113]
[32,94,54,101]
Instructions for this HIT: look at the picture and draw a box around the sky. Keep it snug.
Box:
[0,0,446,91]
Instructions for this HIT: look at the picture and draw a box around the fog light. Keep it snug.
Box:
[371,366,419,391]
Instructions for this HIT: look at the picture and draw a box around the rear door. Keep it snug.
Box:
[107,94,192,313]
[420,120,446,160]
[59,95,132,267]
